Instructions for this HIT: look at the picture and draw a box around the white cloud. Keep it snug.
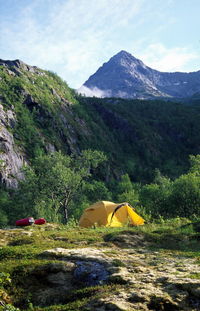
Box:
[0,0,199,88]
[0,0,143,88]
[138,43,199,72]
[77,85,110,97]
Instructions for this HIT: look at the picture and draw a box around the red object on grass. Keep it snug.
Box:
[34,218,46,225]
[16,217,35,226]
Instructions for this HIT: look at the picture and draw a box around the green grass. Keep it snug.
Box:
[111,259,126,267]
[103,219,200,257]
[29,284,121,311]
[0,219,200,310]
[32,299,88,311]
[189,272,200,279]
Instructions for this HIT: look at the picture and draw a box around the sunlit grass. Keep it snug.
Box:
[0,219,200,310]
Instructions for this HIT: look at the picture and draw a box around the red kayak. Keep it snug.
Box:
[16,217,35,226]
[34,218,46,225]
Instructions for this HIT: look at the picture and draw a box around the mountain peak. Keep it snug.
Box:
[111,50,140,63]
[79,51,200,99]
[115,50,132,57]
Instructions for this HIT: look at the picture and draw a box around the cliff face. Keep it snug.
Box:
[0,59,84,187]
[0,103,24,188]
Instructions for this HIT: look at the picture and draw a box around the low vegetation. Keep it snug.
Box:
[0,219,200,310]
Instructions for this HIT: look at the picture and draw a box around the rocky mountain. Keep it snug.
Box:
[0,59,81,187]
[0,58,200,188]
[79,50,200,99]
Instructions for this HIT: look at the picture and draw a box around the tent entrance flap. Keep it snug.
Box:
[127,205,145,226]
[110,203,127,227]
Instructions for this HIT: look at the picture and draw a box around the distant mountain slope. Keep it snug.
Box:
[79,50,200,99]
[0,58,200,187]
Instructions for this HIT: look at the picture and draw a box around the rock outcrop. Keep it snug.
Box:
[0,58,42,76]
[0,226,200,310]
[0,103,25,188]
[38,242,200,310]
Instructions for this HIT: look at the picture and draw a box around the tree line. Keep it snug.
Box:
[0,151,200,227]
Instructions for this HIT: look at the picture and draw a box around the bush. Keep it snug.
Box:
[168,173,200,217]
[0,304,20,311]
[0,210,8,228]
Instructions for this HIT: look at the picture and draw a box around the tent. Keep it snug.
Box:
[79,201,144,228]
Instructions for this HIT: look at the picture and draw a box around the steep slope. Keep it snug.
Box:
[77,97,200,181]
[0,58,200,187]
[80,50,200,99]
[0,59,86,187]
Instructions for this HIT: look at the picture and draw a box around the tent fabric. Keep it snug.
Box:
[79,201,144,228]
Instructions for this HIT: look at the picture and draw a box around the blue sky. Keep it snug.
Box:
[0,0,200,88]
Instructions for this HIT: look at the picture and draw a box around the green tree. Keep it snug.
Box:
[117,174,133,193]
[70,180,111,220]
[0,188,11,227]
[139,171,172,217]
[13,150,106,223]
[82,180,111,203]
[189,154,200,176]
[116,174,139,206]
[169,173,200,217]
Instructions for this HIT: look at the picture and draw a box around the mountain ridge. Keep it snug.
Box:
[79,50,200,99]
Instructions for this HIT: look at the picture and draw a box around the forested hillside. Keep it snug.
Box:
[76,96,200,181]
[0,60,200,225]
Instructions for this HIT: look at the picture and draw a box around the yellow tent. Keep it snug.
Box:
[79,201,144,228]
